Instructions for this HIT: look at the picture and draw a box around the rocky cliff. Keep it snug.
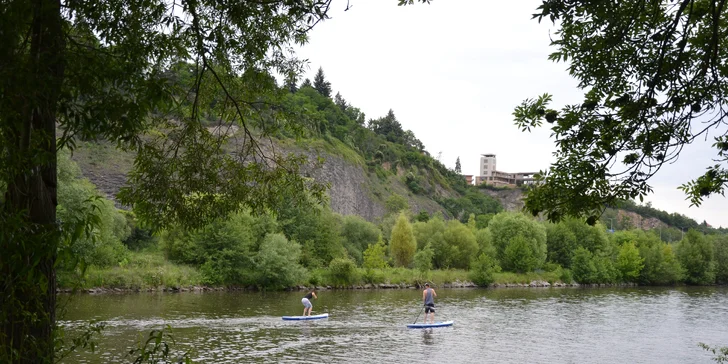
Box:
[71,138,450,222]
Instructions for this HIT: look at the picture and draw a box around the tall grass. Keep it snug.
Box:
[58,251,202,290]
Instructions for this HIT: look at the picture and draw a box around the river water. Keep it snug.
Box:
[59,287,728,363]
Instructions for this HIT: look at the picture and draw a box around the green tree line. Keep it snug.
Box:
[59,146,728,290]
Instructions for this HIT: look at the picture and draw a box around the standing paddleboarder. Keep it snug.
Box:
[302,289,317,316]
[422,283,437,324]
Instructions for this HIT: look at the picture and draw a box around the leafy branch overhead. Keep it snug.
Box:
[510,0,728,222]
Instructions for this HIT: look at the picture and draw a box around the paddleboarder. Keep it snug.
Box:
[422,283,437,324]
[302,289,317,316]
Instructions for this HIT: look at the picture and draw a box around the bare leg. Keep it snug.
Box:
[303,307,306,316]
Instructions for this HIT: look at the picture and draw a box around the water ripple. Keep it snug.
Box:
[59,287,728,363]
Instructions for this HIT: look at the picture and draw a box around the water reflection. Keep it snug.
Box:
[59,287,728,363]
[422,329,434,345]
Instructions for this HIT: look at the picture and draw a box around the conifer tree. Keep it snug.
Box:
[313,67,332,97]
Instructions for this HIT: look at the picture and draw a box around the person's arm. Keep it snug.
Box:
[312,292,317,299]
[422,290,426,304]
[433,289,437,298]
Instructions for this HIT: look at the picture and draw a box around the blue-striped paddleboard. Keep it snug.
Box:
[407,320,454,329]
[282,313,329,321]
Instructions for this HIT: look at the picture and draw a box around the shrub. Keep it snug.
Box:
[559,268,574,284]
[469,253,501,287]
[414,243,435,273]
[200,249,251,286]
[362,269,385,284]
[328,257,359,286]
[385,194,409,214]
[571,247,597,284]
[363,235,389,269]
[255,233,307,290]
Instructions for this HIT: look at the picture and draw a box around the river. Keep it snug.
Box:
[58,287,728,363]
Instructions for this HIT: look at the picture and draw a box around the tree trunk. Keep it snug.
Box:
[1,0,64,362]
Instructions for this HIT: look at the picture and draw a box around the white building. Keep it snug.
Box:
[475,153,537,187]
[479,153,497,177]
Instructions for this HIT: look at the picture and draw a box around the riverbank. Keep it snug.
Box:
[56,251,643,294]
[59,281,640,294]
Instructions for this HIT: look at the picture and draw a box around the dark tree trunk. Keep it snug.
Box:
[1,0,64,362]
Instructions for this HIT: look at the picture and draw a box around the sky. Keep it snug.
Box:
[293,0,728,228]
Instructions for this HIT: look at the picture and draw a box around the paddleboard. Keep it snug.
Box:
[282,313,329,321]
[407,320,454,328]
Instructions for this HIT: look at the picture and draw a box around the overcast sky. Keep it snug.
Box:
[293,0,728,228]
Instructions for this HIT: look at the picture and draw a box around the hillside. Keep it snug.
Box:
[67,67,723,236]
[70,134,716,242]
[71,135,460,222]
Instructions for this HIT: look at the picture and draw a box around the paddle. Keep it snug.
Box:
[412,305,425,324]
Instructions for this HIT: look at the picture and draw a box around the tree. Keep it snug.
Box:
[455,157,462,174]
[715,235,728,284]
[676,230,716,285]
[413,243,435,273]
[545,222,577,268]
[390,212,417,267]
[339,215,380,265]
[334,92,347,111]
[616,241,644,283]
[442,220,479,269]
[255,233,307,290]
[368,109,405,143]
[300,78,313,89]
[639,243,685,285]
[412,216,447,267]
[284,73,299,93]
[0,1,332,362]
[313,67,332,98]
[469,253,501,287]
[509,1,728,222]
[488,212,547,270]
[571,247,597,284]
[363,235,389,270]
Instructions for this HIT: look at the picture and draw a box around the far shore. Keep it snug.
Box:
[57,281,647,294]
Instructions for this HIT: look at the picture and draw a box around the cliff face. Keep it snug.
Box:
[296,146,450,221]
[301,153,386,221]
[70,139,673,229]
[479,188,526,212]
[614,209,667,230]
[71,139,450,222]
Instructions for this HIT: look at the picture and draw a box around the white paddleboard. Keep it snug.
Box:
[282,313,329,321]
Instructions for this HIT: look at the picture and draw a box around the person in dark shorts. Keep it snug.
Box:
[422,283,437,324]
[301,289,317,316]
